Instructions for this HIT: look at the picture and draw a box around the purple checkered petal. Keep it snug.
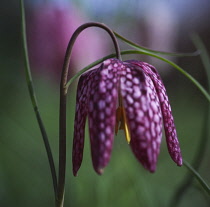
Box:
[121,63,163,172]
[72,69,97,176]
[88,58,123,174]
[127,60,182,166]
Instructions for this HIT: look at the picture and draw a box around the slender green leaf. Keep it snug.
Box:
[192,34,210,90]
[183,160,210,195]
[114,31,200,57]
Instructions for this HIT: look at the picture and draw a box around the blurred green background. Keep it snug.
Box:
[0,0,210,206]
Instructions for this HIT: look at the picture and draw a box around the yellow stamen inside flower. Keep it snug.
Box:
[122,107,131,143]
[115,95,131,143]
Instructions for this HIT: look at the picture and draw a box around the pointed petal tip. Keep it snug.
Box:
[171,151,183,166]
[73,165,80,177]
[73,169,78,177]
[96,168,104,175]
[73,172,78,177]
[141,162,157,173]
[150,168,156,173]
[148,164,156,173]
[177,157,183,166]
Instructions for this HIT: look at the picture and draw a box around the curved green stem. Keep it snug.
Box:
[20,0,57,199]
[57,22,121,207]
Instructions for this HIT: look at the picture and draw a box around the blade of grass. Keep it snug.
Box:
[114,31,200,57]
[20,0,57,198]
[183,160,210,196]
[192,34,210,85]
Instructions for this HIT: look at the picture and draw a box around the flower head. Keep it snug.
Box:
[72,58,182,175]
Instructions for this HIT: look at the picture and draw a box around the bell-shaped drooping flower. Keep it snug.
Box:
[72,58,182,175]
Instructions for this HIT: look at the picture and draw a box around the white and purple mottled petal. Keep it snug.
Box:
[127,60,182,166]
[121,63,163,172]
[72,69,96,176]
[88,58,123,174]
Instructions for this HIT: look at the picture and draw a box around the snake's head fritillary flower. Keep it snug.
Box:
[72,58,182,176]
